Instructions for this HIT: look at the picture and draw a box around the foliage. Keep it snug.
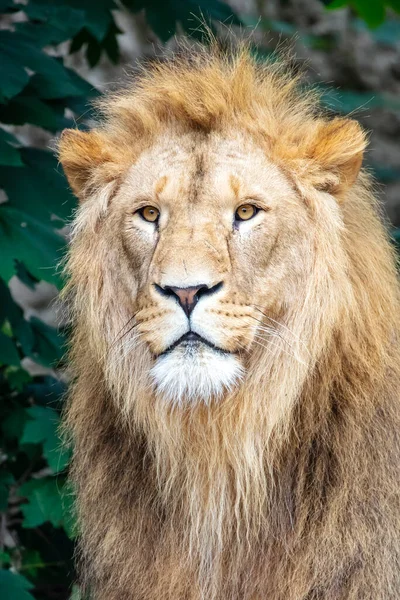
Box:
[321,0,400,28]
[1,0,399,599]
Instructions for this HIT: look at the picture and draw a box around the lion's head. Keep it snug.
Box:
[59,47,400,600]
[60,49,368,416]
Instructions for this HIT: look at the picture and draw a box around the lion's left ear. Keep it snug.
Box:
[306,118,367,197]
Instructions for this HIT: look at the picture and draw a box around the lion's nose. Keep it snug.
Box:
[154,282,223,317]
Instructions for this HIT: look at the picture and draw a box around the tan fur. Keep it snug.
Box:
[59,46,400,599]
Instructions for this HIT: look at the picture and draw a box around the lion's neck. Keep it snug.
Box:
[145,418,262,595]
[138,383,299,593]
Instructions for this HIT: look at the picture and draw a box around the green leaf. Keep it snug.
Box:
[1,407,28,442]
[0,276,21,327]
[145,5,177,41]
[15,261,39,290]
[29,317,65,369]
[0,204,66,286]
[0,569,35,600]
[21,405,70,472]
[0,36,29,102]
[0,128,22,167]
[103,22,121,64]
[19,478,64,528]
[0,94,71,132]
[324,0,348,8]
[0,277,34,355]
[387,0,400,12]
[195,0,241,25]
[63,95,95,120]
[81,0,117,41]
[20,549,45,578]
[142,0,240,42]
[0,0,17,12]
[0,31,86,102]
[28,66,94,100]
[121,0,145,9]
[70,25,121,67]
[15,148,76,222]
[4,366,32,392]
[61,0,117,42]
[353,0,386,27]
[0,331,20,366]
[86,36,102,68]
[61,67,100,99]
[0,551,11,567]
[18,3,85,46]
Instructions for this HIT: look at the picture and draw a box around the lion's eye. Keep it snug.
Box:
[235,204,258,222]
[138,206,160,223]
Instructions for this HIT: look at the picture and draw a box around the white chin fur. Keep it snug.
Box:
[150,344,244,406]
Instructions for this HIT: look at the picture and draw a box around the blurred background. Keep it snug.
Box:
[0,1,399,598]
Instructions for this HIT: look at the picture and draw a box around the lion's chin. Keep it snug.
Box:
[150,343,244,406]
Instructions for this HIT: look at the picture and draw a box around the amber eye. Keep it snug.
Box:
[138,206,160,223]
[235,204,258,222]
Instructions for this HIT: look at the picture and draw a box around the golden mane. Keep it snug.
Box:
[60,45,364,199]
[60,46,400,600]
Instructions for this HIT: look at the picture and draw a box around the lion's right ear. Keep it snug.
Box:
[58,129,114,200]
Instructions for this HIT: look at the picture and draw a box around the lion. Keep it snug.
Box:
[59,46,400,600]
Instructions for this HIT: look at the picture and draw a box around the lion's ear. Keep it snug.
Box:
[58,129,114,200]
[307,118,367,197]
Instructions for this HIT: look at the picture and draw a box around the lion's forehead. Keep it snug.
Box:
[122,133,288,208]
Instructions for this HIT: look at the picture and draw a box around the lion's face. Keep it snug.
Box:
[61,53,366,410]
[103,131,311,404]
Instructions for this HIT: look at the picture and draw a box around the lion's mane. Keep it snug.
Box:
[61,47,400,600]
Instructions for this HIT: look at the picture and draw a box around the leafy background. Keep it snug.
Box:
[1,0,400,598]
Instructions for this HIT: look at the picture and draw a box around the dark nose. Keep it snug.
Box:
[154,282,223,317]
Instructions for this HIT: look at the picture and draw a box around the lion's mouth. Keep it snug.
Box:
[160,331,229,356]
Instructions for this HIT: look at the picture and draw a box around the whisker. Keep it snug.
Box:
[110,331,147,365]
[238,313,305,359]
[252,306,311,356]
[237,327,308,367]
[116,321,139,344]
[110,314,138,347]
[251,333,308,366]
[244,314,292,344]
[249,320,302,355]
